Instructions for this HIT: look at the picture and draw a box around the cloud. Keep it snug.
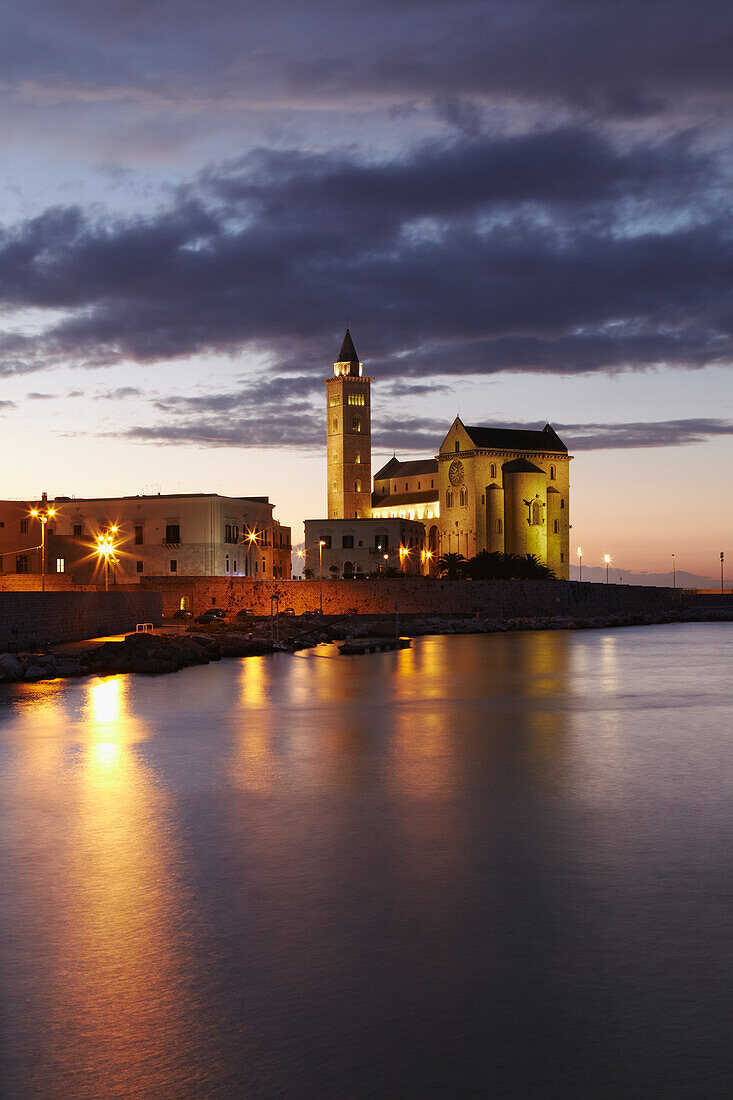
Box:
[93,386,143,400]
[555,417,733,449]
[0,127,730,386]
[0,399,16,411]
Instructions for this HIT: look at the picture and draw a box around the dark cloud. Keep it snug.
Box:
[4,0,733,128]
[556,418,733,449]
[0,400,16,411]
[93,386,143,400]
[0,127,731,384]
[26,391,55,399]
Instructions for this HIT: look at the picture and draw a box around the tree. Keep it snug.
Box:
[436,552,467,579]
[465,550,555,580]
[303,568,314,579]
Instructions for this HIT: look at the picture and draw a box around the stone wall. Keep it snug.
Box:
[0,591,162,647]
[141,574,685,619]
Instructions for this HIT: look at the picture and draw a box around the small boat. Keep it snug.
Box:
[338,636,412,655]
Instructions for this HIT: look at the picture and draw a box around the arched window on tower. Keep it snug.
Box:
[445,489,453,508]
[354,480,362,493]
[352,416,361,432]
[553,519,559,534]
[550,465,556,480]
[459,486,468,507]
[531,500,543,525]
[490,464,496,478]
[354,451,361,464]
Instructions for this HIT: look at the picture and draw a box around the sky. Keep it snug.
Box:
[1,0,733,579]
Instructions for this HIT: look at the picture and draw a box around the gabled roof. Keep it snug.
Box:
[336,328,359,365]
[463,422,568,454]
[371,489,439,508]
[374,457,439,480]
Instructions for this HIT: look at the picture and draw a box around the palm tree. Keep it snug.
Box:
[436,552,467,579]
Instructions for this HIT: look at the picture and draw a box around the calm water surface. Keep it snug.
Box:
[1,625,732,1098]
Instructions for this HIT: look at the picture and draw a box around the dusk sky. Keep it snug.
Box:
[2,0,732,577]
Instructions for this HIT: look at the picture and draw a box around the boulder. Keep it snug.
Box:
[0,653,24,681]
[24,664,47,681]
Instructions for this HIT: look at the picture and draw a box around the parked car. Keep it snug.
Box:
[194,609,227,624]
[171,608,193,620]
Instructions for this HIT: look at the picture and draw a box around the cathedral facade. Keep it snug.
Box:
[307,329,572,580]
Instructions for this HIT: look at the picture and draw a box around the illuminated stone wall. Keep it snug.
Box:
[139,575,682,619]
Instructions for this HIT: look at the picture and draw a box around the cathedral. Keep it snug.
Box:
[305,330,571,579]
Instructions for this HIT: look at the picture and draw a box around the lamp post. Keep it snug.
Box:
[577,546,582,582]
[721,551,725,595]
[672,553,676,589]
[245,527,259,578]
[296,548,305,578]
[95,526,120,591]
[604,554,612,584]
[29,500,57,593]
[319,539,325,614]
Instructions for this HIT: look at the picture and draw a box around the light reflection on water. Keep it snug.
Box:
[1,626,732,1098]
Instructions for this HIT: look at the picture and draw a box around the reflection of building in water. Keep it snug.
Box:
[305,329,572,578]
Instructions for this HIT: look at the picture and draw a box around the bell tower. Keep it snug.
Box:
[325,329,372,519]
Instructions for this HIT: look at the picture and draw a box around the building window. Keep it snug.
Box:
[354,452,361,464]
[375,533,389,552]
[16,555,29,573]
[381,485,386,493]
[225,555,230,572]
[354,480,362,493]
[234,560,237,572]
[445,489,453,508]
[134,525,143,544]
[530,501,543,525]
[352,416,361,432]
[455,440,460,452]
[255,560,258,574]
[496,519,503,534]
[550,466,556,480]
[459,487,468,507]
[329,395,340,407]
[332,418,338,431]
[55,558,65,573]
[170,560,177,573]
[490,464,496,479]
[20,519,28,534]
[560,498,565,509]
[561,552,564,563]
[262,558,266,572]
[136,561,143,573]
[73,523,83,537]
[431,480,434,488]
[347,393,365,406]
[225,524,239,544]
[342,535,354,548]
[553,519,559,534]
[320,535,332,548]
[166,524,180,543]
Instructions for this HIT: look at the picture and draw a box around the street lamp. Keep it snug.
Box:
[399,545,410,574]
[319,539,325,614]
[672,553,676,589]
[577,546,582,582]
[95,532,116,591]
[296,548,305,578]
[245,527,260,578]
[721,551,725,595]
[603,554,612,583]
[29,501,57,592]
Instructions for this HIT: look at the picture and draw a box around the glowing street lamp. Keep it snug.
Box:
[29,501,57,592]
[95,531,117,591]
[577,546,582,582]
[603,553,612,584]
[399,545,410,574]
[672,553,676,589]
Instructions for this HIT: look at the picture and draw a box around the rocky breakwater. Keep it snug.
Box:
[0,630,273,683]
